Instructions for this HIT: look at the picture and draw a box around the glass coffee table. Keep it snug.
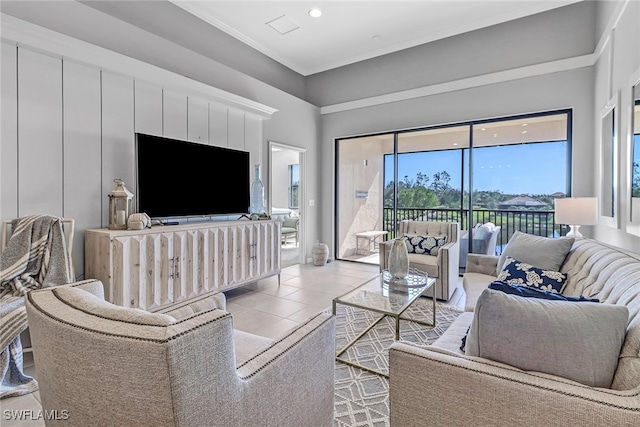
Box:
[332,268,436,377]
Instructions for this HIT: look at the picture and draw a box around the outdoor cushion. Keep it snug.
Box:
[465,288,628,388]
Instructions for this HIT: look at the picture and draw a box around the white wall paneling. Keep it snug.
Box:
[1,42,18,221]
[209,103,228,147]
[101,72,135,228]
[134,81,162,136]
[0,16,277,278]
[63,60,102,277]
[162,89,187,140]
[187,96,209,143]
[245,115,262,170]
[18,48,63,217]
[228,109,245,151]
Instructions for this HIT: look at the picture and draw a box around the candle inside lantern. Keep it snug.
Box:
[116,210,125,226]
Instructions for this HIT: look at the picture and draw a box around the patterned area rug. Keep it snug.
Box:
[332,299,463,426]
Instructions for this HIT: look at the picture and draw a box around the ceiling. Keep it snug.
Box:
[170,1,582,76]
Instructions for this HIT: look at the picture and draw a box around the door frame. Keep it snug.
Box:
[268,141,307,265]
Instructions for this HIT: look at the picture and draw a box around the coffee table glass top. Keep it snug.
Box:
[334,269,434,315]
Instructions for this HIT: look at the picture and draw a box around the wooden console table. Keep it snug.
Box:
[85,219,281,312]
[355,230,388,255]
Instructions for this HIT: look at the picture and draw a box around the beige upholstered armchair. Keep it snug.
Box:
[26,280,335,427]
[380,221,460,301]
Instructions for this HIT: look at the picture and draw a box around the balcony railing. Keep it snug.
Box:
[383,207,566,254]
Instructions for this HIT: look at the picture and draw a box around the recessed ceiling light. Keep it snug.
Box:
[522,123,528,126]
[522,130,528,134]
[481,128,486,131]
[309,8,322,18]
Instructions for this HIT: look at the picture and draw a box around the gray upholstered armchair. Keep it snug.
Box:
[25,279,335,427]
[281,216,299,245]
[459,223,501,269]
[380,221,460,301]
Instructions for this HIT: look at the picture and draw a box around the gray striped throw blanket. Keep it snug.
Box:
[1,215,74,398]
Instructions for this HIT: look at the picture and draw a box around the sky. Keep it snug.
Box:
[385,141,568,195]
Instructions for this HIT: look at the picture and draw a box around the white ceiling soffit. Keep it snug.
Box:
[170,1,582,76]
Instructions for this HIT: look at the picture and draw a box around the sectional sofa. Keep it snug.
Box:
[389,236,640,426]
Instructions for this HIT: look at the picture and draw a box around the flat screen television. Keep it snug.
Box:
[135,133,250,218]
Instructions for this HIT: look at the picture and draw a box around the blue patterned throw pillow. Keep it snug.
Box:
[488,281,598,302]
[404,234,447,256]
[496,256,566,293]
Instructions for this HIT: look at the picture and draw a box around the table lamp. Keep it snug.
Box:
[554,197,598,238]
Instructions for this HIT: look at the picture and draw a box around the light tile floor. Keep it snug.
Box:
[1,260,465,426]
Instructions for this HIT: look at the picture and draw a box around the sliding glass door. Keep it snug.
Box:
[335,110,570,264]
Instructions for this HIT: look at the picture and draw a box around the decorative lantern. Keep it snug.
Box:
[108,179,134,230]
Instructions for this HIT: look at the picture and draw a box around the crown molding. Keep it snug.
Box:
[320,54,595,115]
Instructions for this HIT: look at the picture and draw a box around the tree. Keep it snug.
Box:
[633,161,640,198]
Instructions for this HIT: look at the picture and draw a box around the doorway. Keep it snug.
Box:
[269,141,307,267]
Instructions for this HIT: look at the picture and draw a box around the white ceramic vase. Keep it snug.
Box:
[312,242,329,266]
[389,237,409,280]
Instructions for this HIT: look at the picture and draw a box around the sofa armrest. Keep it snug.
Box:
[46,279,106,299]
[390,342,640,426]
[465,253,499,275]
[235,312,336,425]
[437,239,459,299]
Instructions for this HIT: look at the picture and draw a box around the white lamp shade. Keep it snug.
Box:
[554,197,598,225]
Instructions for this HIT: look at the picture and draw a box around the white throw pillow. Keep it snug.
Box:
[496,231,574,275]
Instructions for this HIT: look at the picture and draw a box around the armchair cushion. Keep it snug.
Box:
[404,234,447,255]
[496,256,567,292]
[465,288,629,388]
[496,231,574,275]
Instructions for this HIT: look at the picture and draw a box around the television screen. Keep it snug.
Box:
[135,133,250,218]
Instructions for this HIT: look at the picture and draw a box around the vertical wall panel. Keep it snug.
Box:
[228,109,245,151]
[134,81,162,136]
[163,89,187,140]
[209,103,228,147]
[102,71,134,228]
[63,60,101,277]
[187,95,208,143]
[245,115,262,169]
[17,48,63,217]
[1,42,18,221]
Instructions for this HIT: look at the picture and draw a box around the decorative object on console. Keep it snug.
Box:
[554,197,598,237]
[108,179,133,230]
[389,237,409,280]
[496,256,567,292]
[127,213,151,230]
[312,241,329,266]
[250,164,266,215]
